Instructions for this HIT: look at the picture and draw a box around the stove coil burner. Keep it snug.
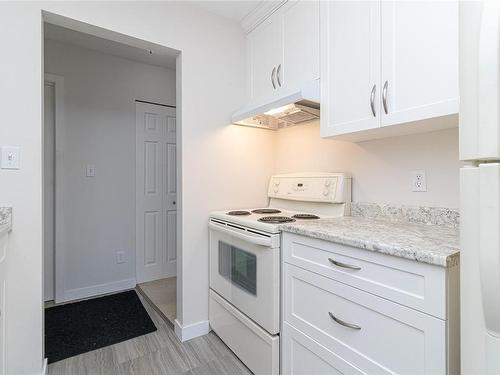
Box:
[226,210,251,216]
[251,208,282,214]
[258,216,296,224]
[292,214,320,220]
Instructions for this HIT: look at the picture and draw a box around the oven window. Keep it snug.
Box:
[218,241,257,296]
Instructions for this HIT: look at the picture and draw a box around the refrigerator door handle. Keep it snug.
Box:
[479,163,500,337]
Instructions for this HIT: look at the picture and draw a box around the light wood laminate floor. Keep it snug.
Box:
[47,292,252,375]
[137,277,177,325]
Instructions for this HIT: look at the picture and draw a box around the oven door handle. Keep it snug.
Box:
[209,221,274,247]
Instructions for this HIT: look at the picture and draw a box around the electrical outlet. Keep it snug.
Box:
[412,170,427,192]
[116,251,126,264]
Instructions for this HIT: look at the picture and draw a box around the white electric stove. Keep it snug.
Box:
[208,173,351,375]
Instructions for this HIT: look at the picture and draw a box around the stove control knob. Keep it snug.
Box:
[323,189,330,196]
[324,180,331,187]
[273,185,279,193]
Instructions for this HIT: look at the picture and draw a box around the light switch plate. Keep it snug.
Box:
[86,164,96,177]
[1,146,20,169]
[116,251,126,264]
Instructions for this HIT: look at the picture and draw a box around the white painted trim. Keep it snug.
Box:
[174,52,184,339]
[241,0,288,34]
[44,73,65,304]
[62,278,136,303]
[174,318,210,342]
[40,358,48,375]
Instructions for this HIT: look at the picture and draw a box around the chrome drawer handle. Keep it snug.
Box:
[328,258,361,270]
[328,312,361,330]
[271,66,277,89]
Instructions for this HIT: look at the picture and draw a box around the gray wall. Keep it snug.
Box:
[45,39,176,296]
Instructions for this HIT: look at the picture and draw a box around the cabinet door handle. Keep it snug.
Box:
[382,80,388,114]
[271,66,277,89]
[277,64,282,87]
[328,312,361,330]
[370,84,376,117]
[328,257,361,270]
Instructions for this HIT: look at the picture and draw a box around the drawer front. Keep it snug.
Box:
[209,290,279,375]
[282,322,365,375]
[283,264,446,375]
[283,232,447,318]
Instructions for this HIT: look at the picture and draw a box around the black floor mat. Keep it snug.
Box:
[45,290,157,363]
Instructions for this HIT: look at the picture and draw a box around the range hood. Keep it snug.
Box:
[232,79,320,130]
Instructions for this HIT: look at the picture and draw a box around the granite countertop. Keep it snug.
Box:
[280,203,460,268]
[0,207,12,236]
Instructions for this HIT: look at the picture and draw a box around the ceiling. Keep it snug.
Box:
[190,1,262,23]
[44,23,178,69]
[44,2,276,67]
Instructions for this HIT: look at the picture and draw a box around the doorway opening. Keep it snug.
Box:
[134,100,178,325]
[42,17,182,334]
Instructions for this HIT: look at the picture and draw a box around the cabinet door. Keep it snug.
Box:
[248,15,283,102]
[281,0,319,92]
[381,1,459,127]
[320,1,381,138]
[282,323,364,375]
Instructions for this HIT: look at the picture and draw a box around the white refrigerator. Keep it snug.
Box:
[460,1,500,374]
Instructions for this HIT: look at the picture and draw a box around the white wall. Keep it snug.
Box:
[44,39,176,298]
[0,3,274,374]
[274,122,462,208]
[0,3,461,373]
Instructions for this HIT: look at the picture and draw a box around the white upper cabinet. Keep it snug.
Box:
[282,0,320,92]
[248,15,283,102]
[321,1,459,141]
[247,0,320,103]
[320,1,381,137]
[381,1,459,127]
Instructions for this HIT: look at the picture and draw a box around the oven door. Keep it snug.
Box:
[209,219,280,335]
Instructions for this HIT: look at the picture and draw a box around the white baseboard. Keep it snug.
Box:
[40,358,48,375]
[62,278,137,302]
[174,318,210,342]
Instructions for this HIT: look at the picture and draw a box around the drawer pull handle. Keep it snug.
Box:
[328,312,361,330]
[328,258,361,270]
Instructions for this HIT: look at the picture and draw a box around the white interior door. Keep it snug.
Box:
[136,102,177,283]
[44,81,55,302]
[164,113,177,277]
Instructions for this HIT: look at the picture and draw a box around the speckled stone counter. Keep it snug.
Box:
[0,207,12,236]
[351,202,459,228]
[281,203,460,268]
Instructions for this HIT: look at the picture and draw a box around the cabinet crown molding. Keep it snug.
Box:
[241,0,288,34]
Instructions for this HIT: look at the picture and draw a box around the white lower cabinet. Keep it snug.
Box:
[0,234,6,375]
[281,233,459,375]
[282,323,364,375]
